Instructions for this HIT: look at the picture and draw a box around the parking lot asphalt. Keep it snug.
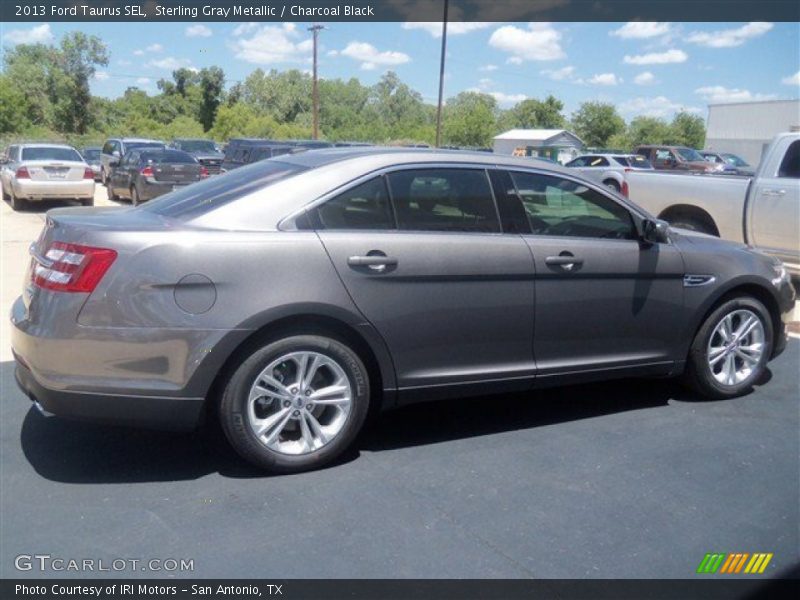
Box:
[1,188,798,579]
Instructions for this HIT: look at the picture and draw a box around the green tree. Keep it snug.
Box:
[571,102,625,147]
[198,67,225,132]
[670,111,706,148]
[54,32,109,133]
[443,91,498,147]
[627,116,673,146]
[507,96,565,129]
[0,74,32,134]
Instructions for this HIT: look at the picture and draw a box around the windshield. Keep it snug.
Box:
[722,153,749,167]
[677,147,705,161]
[82,149,101,161]
[127,142,165,152]
[22,147,83,162]
[178,140,217,153]
[613,155,653,169]
[142,159,308,219]
[141,150,197,164]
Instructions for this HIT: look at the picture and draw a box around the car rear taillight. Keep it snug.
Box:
[621,180,630,198]
[83,167,94,179]
[140,166,154,177]
[16,166,30,179]
[32,242,117,293]
[199,166,209,178]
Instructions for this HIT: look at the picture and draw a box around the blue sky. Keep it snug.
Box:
[3,20,799,119]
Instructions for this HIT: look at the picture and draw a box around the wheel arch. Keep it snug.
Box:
[658,204,720,237]
[685,278,783,362]
[195,305,397,418]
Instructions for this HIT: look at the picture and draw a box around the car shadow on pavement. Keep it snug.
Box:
[3,199,87,213]
[13,360,767,485]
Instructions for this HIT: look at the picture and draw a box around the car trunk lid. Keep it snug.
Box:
[24,160,86,182]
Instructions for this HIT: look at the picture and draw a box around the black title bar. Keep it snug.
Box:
[1,0,800,22]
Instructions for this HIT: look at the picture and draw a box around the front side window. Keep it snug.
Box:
[509,171,635,240]
[585,156,609,167]
[387,168,500,233]
[778,141,800,178]
[317,177,395,230]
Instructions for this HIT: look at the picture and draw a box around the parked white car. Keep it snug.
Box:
[565,153,653,197]
[627,132,800,275]
[1,144,95,211]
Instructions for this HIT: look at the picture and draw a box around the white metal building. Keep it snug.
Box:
[492,129,584,163]
[705,99,800,166]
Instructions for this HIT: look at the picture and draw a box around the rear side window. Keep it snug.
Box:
[509,171,635,240]
[585,156,609,167]
[317,177,395,230]
[387,168,500,233]
[142,159,307,219]
[778,141,800,178]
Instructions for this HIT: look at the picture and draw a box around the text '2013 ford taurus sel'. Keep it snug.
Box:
[11,149,795,473]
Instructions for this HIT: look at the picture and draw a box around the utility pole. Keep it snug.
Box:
[435,0,449,148]
[308,24,325,140]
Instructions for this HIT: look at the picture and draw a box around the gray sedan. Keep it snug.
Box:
[11,149,795,473]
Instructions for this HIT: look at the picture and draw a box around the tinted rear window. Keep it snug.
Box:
[141,159,308,218]
[140,150,197,164]
[22,147,83,162]
[126,142,165,152]
[82,149,101,161]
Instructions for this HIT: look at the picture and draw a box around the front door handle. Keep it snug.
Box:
[762,189,786,196]
[545,254,584,271]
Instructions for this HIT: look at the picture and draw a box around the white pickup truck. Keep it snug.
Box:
[626,132,799,275]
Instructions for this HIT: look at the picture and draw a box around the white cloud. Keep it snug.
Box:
[687,22,773,48]
[634,71,657,86]
[782,71,800,86]
[92,71,110,81]
[326,50,339,57]
[401,22,491,37]
[619,96,702,118]
[489,23,565,62]
[136,78,151,86]
[488,91,527,106]
[624,49,688,65]
[340,41,410,70]
[147,57,192,70]
[587,73,620,86]
[186,25,212,38]
[4,24,53,45]
[610,22,671,39]
[147,43,163,52]
[230,23,313,64]
[695,86,778,104]
[541,65,576,81]
[479,64,498,72]
[117,59,131,66]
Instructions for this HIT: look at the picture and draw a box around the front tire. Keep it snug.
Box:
[219,334,370,473]
[131,186,141,206]
[9,188,27,211]
[107,183,119,202]
[684,296,773,399]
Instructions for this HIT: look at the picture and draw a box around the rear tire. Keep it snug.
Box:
[604,179,621,192]
[107,183,119,202]
[82,196,94,207]
[9,188,27,211]
[219,334,370,473]
[683,296,773,399]
[131,186,140,206]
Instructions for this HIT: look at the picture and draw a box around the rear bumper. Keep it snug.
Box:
[138,181,193,201]
[13,178,94,200]
[14,360,204,431]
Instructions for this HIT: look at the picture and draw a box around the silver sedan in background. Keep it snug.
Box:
[1,143,95,211]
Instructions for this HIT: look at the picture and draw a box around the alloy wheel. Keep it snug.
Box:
[706,309,765,387]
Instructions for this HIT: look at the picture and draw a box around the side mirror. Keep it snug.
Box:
[112,150,120,158]
[640,218,670,245]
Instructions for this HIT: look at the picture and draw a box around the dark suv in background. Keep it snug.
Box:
[221,139,295,172]
[100,138,166,185]
[634,145,724,174]
[170,139,224,175]
[106,148,206,205]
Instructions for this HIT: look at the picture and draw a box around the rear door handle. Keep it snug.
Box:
[545,255,584,271]
[762,189,786,196]
[347,254,398,272]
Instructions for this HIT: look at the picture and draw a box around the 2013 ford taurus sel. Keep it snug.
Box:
[11,149,795,473]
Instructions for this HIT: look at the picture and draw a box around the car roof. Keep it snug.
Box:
[18,143,77,149]
[114,138,164,143]
[275,146,570,173]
